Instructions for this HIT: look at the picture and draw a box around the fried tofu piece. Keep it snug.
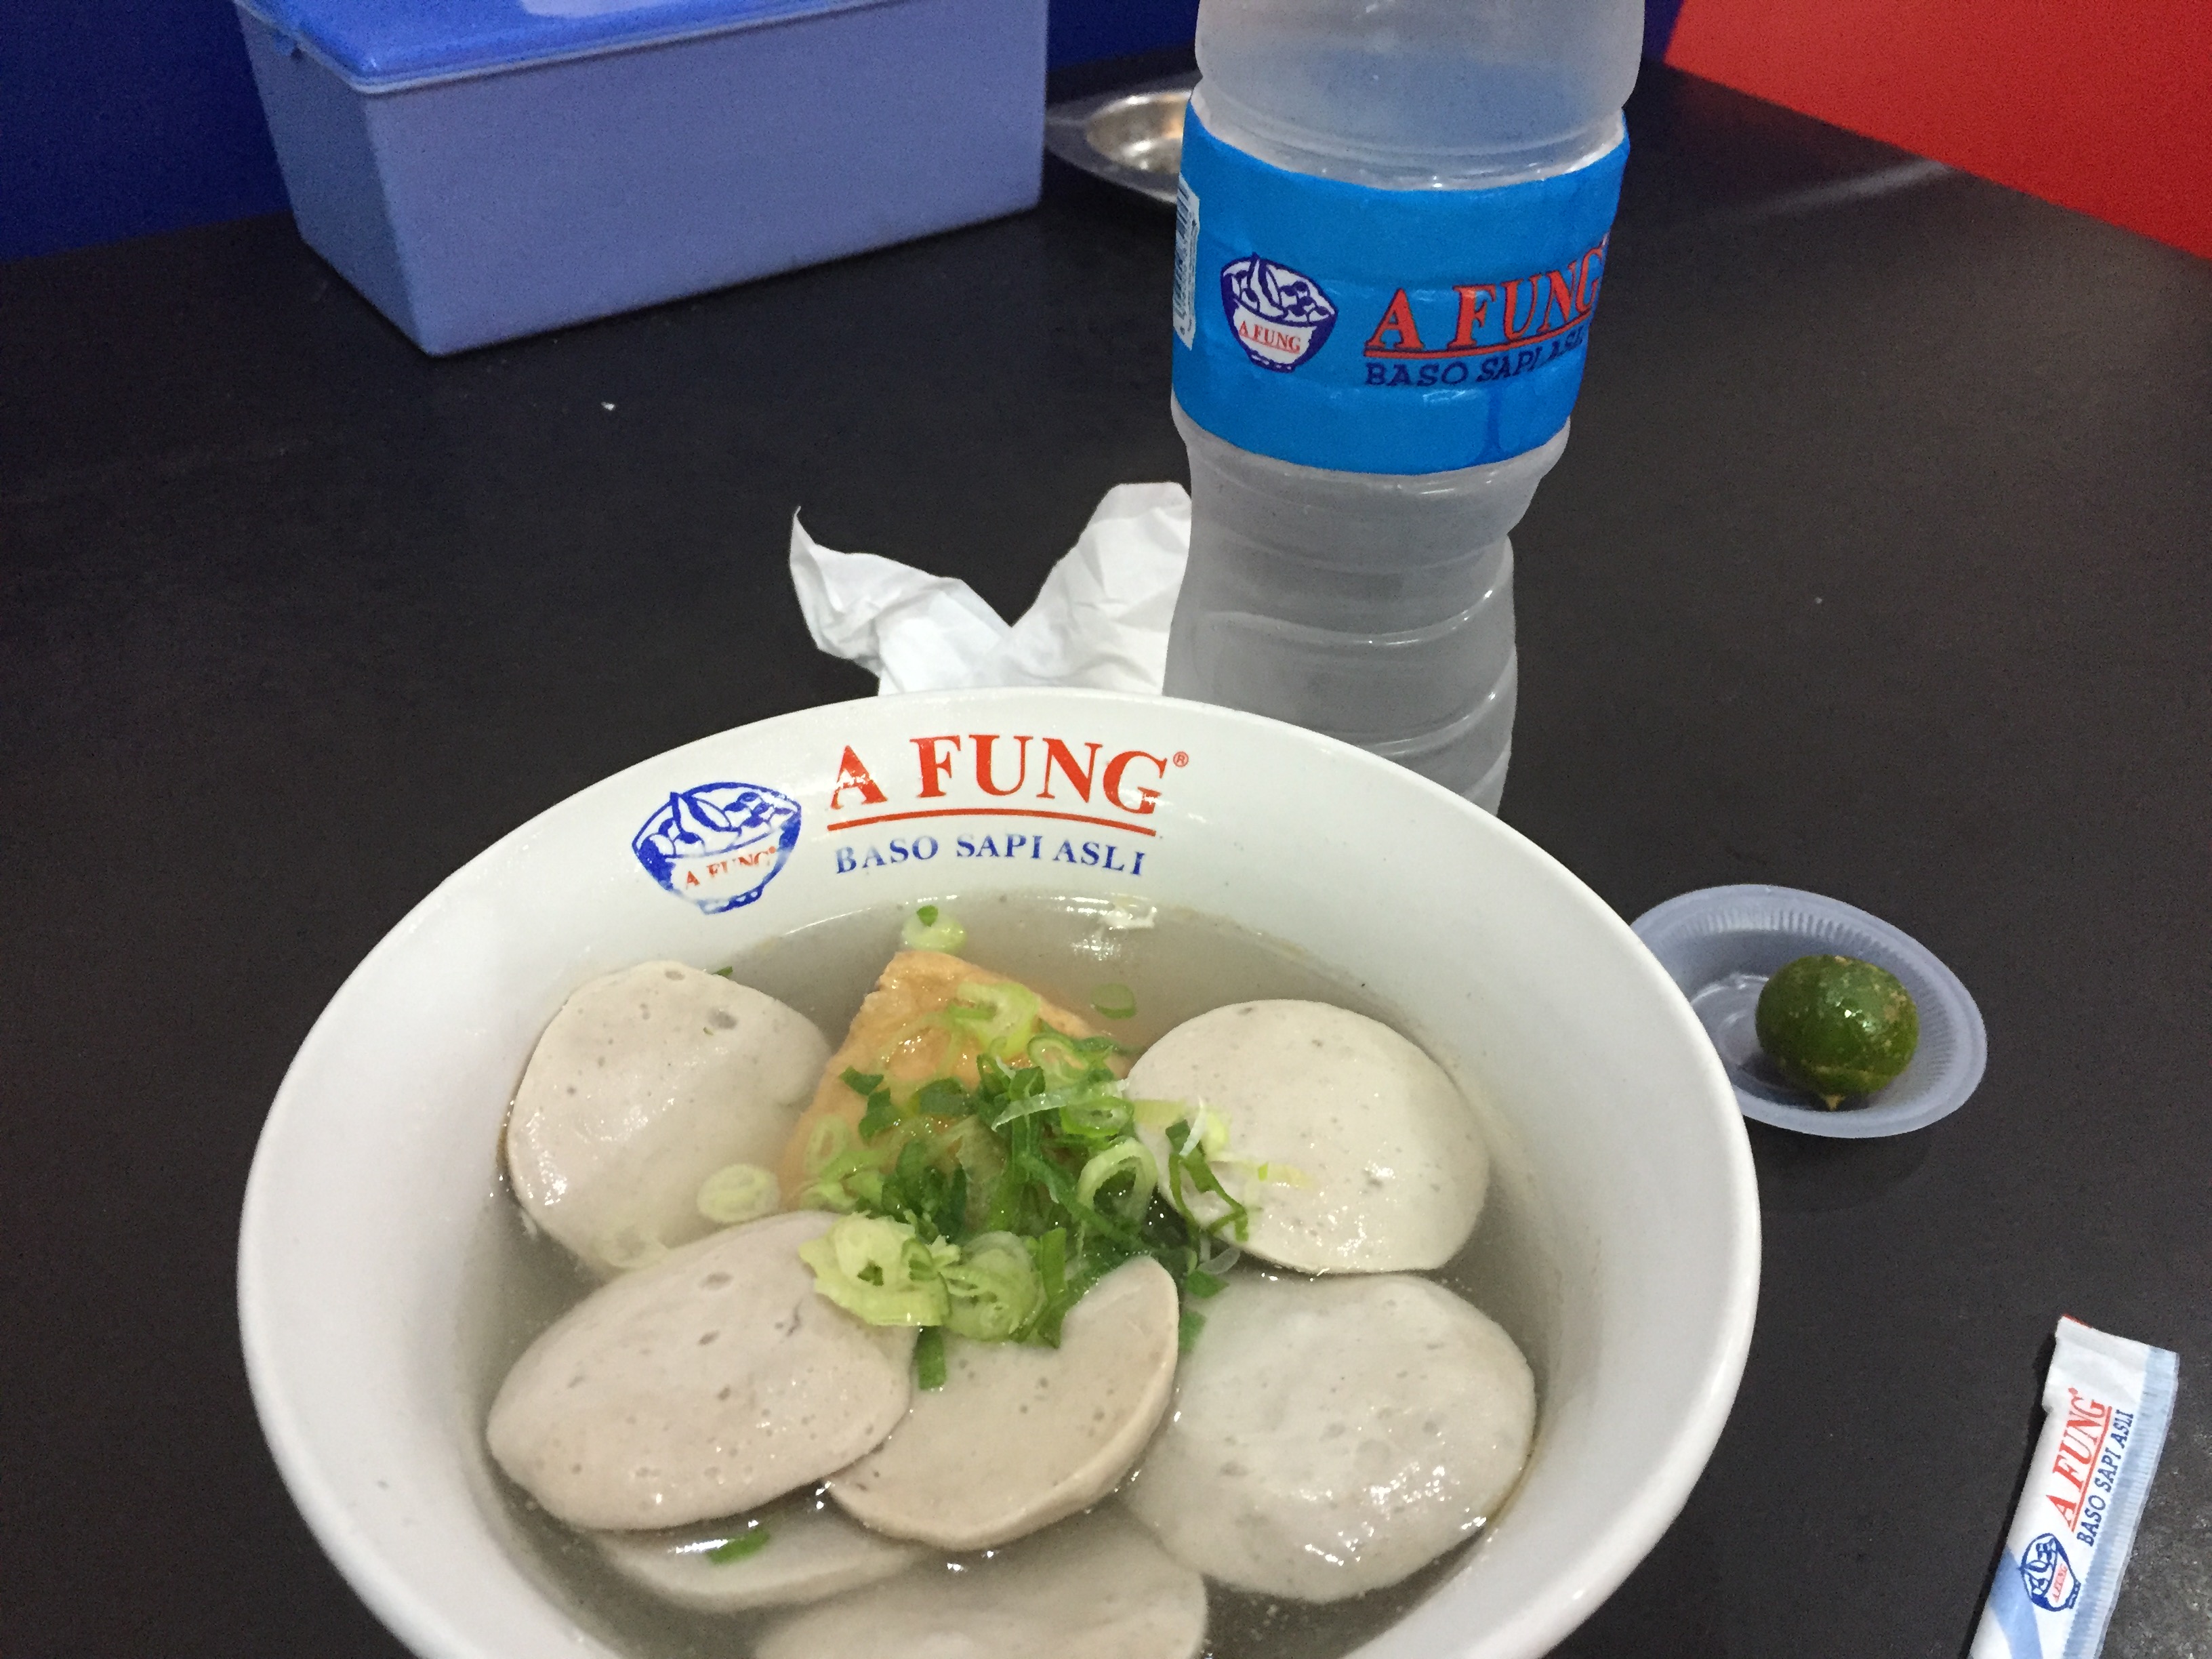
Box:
[776,950,1117,1198]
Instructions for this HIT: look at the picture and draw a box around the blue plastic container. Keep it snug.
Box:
[234,0,1048,354]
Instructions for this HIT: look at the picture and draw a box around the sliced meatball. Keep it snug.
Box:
[829,1257,1179,1549]
[1128,1000,1488,1273]
[594,1490,922,1612]
[506,960,828,1274]
[1122,1272,1534,1601]
[757,1507,1205,1659]
[486,1211,912,1530]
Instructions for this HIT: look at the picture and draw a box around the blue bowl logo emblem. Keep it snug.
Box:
[1220,255,1337,371]
[632,782,801,914]
[2020,1533,2078,1614]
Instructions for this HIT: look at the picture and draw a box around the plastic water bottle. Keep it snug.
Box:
[1164,0,1642,811]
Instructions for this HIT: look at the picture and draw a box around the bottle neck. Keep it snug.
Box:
[1192,84,1623,190]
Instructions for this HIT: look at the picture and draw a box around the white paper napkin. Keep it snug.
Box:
[789,483,1190,695]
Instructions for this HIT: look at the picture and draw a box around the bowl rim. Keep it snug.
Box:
[238,687,1760,1659]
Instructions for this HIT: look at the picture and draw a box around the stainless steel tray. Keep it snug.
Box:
[1044,74,1197,206]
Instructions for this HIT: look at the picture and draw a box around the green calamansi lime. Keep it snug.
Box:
[1755,954,1920,1109]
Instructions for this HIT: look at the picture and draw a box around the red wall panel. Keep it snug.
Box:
[1666,0,2212,259]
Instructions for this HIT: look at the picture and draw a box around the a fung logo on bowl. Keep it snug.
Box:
[632,783,800,914]
[820,733,1186,879]
[1220,255,1336,371]
[2019,1532,2078,1614]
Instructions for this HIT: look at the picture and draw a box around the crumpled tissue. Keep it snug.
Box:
[789,484,1189,695]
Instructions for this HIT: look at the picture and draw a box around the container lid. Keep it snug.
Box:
[1631,884,1986,1139]
[237,0,884,92]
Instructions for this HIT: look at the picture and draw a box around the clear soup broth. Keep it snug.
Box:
[459,893,1561,1659]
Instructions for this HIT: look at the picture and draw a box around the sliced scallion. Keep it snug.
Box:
[798,1214,954,1326]
[857,1086,900,1142]
[1025,1029,1091,1088]
[989,1080,1124,1134]
[946,981,1041,1060]
[708,1526,771,1563]
[942,1231,1043,1340]
[790,998,1263,1351]
[901,905,968,953]
[695,1162,779,1225]
[1193,1235,1242,1279]
[914,1326,948,1390]
[911,1076,973,1119]
[1074,1140,1159,1222]
[1131,1097,1187,1130]
[1089,981,1136,1021]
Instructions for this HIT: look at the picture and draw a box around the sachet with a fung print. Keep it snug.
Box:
[1970,1316,2177,1659]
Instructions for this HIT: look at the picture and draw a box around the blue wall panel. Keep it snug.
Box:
[1,0,288,262]
[2,0,1191,264]
[1048,0,1198,73]
[1641,0,1687,60]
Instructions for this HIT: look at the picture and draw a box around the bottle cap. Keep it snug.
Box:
[1630,884,1986,1139]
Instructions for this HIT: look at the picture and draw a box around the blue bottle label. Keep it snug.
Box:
[1172,108,1629,475]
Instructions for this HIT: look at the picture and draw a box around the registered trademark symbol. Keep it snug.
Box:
[1172,752,1189,768]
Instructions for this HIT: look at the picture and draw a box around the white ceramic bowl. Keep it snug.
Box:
[239,689,1758,1659]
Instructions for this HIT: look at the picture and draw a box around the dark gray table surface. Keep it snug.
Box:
[3,59,2207,1659]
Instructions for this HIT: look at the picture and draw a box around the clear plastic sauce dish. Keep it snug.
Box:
[1631,884,1986,1139]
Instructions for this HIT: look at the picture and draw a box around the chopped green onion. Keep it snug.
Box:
[695,1163,779,1225]
[935,1118,1006,1218]
[1025,1226,1078,1347]
[989,1080,1125,1134]
[946,981,1041,1060]
[941,1231,1043,1340]
[795,1118,899,1213]
[798,1214,953,1326]
[708,1526,771,1563]
[1132,1097,1187,1130]
[710,966,737,979]
[911,1076,973,1119]
[1033,1227,1067,1305]
[1193,1235,1242,1278]
[1057,1094,1134,1144]
[874,1139,968,1242]
[857,1086,900,1142]
[901,905,968,953]
[794,996,1262,1354]
[1025,1030,1092,1088]
[1089,982,1136,1021]
[804,1115,853,1170]
[1181,1144,1252,1243]
[1074,1140,1159,1221]
[1177,1310,1206,1351]
[914,1326,948,1390]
